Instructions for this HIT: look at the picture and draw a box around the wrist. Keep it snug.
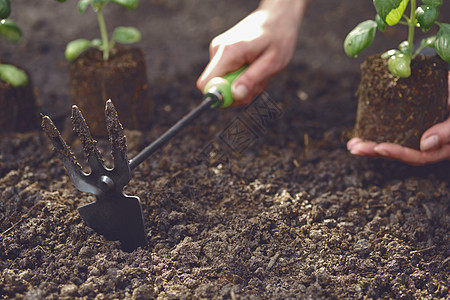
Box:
[258,0,309,26]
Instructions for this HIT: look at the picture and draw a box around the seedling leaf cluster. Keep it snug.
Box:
[344,0,450,77]
[0,0,28,87]
[58,0,141,61]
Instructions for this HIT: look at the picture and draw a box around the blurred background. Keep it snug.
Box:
[1,0,449,122]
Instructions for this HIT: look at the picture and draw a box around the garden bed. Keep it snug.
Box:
[1,1,449,298]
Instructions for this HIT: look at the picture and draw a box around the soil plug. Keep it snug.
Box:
[56,0,151,136]
[0,0,37,132]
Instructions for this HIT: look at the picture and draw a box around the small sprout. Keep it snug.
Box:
[0,64,28,87]
[65,39,93,62]
[0,19,22,43]
[113,26,141,44]
[344,0,450,78]
[58,0,141,61]
[0,0,28,87]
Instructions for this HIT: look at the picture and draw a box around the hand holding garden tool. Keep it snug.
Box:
[41,67,246,252]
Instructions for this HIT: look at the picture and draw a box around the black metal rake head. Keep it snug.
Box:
[41,100,146,252]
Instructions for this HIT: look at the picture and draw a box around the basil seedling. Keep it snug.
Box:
[0,0,28,87]
[344,0,450,78]
[57,0,141,61]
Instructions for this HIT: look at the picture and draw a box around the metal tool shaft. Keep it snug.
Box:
[129,96,218,170]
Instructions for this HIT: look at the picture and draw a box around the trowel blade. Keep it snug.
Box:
[77,193,146,252]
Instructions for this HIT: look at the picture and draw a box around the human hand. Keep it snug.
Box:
[347,71,450,165]
[196,0,309,106]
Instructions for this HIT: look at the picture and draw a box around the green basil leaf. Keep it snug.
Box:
[65,39,92,61]
[420,35,436,48]
[0,64,28,87]
[416,5,439,32]
[113,26,141,44]
[78,0,90,13]
[435,23,450,62]
[90,0,109,12]
[388,53,411,78]
[92,0,109,5]
[373,0,409,26]
[422,0,442,7]
[381,49,401,59]
[0,0,11,19]
[344,20,377,58]
[91,38,102,47]
[375,14,386,32]
[0,19,22,43]
[398,40,410,53]
[111,0,138,10]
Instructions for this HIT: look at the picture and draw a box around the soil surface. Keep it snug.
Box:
[1,1,449,299]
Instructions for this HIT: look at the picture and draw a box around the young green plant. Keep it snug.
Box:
[58,0,141,61]
[344,0,450,78]
[0,0,28,87]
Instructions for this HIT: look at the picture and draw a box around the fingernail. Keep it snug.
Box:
[347,138,359,150]
[232,84,248,101]
[420,135,439,151]
[374,146,389,156]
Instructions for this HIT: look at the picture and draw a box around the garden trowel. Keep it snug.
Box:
[41,67,246,252]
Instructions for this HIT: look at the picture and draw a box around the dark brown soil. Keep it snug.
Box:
[354,54,449,149]
[70,46,151,136]
[1,1,449,299]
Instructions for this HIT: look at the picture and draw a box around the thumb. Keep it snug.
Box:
[420,117,450,151]
[231,53,277,105]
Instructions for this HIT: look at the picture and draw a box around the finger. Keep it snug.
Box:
[348,140,379,157]
[230,79,268,107]
[347,137,363,151]
[196,43,248,92]
[231,50,280,105]
[374,143,450,165]
[420,117,450,151]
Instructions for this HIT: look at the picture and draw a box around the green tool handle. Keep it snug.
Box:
[203,66,247,108]
[129,66,248,170]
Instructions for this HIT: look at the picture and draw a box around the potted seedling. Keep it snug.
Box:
[0,0,37,132]
[57,0,152,136]
[344,0,450,149]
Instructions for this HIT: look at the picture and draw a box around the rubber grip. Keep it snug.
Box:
[203,66,247,108]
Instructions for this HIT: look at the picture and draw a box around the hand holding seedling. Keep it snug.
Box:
[197,0,309,106]
[57,0,141,61]
[347,72,450,165]
[345,0,450,164]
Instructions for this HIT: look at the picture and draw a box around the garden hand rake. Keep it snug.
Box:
[41,67,246,252]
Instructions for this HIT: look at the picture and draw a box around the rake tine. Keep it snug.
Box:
[71,105,105,173]
[41,116,101,195]
[105,100,131,187]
